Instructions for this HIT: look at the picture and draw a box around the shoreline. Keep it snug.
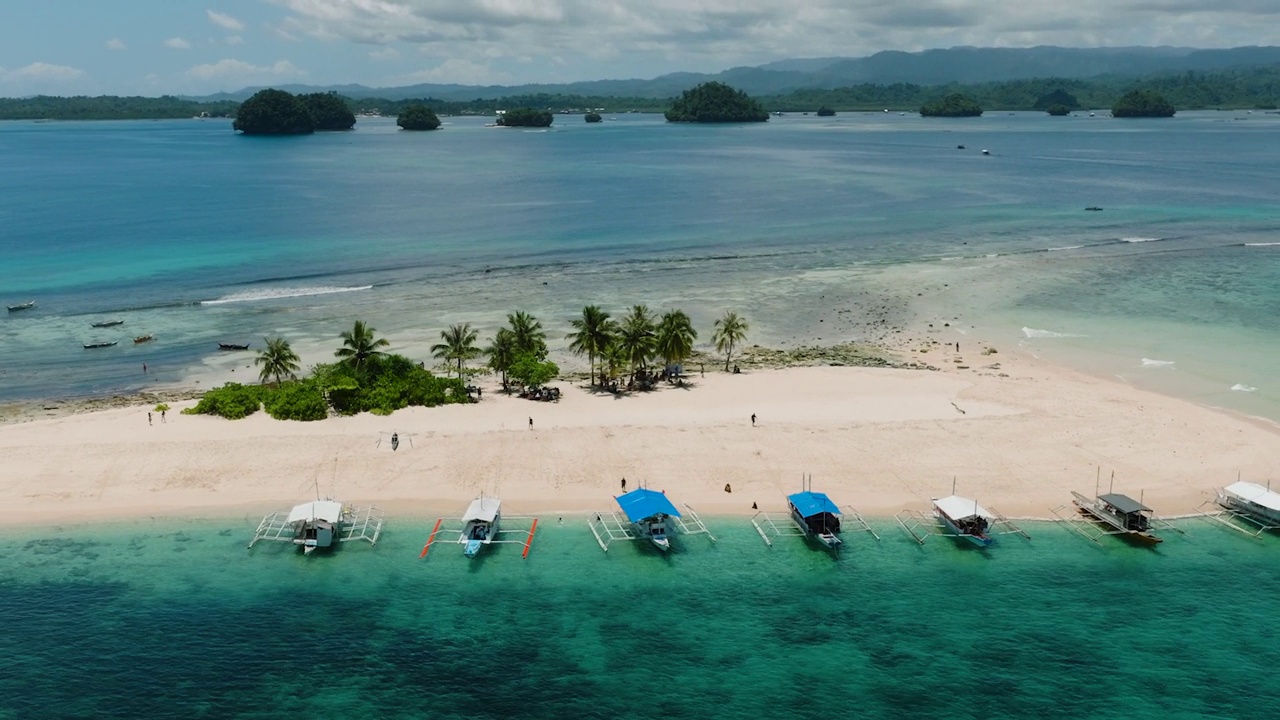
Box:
[2,339,1276,528]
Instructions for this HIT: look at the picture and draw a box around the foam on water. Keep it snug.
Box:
[200,285,374,305]
[1244,242,1280,247]
[1141,357,1176,367]
[1122,236,1163,243]
[1021,327,1083,338]
[1231,383,1258,392]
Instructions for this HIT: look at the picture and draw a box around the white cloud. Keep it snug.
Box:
[185,58,306,82]
[391,59,510,86]
[106,38,127,51]
[268,0,1280,82]
[207,9,246,32]
[164,37,193,50]
[3,62,87,82]
[226,35,245,45]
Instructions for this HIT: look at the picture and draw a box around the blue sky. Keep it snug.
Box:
[1,1,1275,96]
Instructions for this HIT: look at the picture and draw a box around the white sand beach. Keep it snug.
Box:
[2,344,1277,526]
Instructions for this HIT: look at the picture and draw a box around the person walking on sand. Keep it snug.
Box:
[147,412,152,426]
[528,417,533,430]
[751,413,757,426]
[621,477,627,490]
[161,409,166,423]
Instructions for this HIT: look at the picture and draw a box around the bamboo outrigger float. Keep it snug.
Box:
[750,474,879,552]
[588,487,715,553]
[895,480,1028,547]
[419,494,539,560]
[1200,479,1280,537]
[248,499,385,554]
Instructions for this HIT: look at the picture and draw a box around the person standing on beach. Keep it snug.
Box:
[621,477,627,490]
[751,413,756,426]
[147,412,152,426]
[528,417,533,430]
[161,409,166,423]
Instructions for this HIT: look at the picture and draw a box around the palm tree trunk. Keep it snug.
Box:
[588,351,596,386]
[724,342,733,372]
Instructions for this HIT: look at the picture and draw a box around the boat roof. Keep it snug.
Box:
[616,488,681,522]
[788,491,842,518]
[1224,481,1280,513]
[462,495,501,522]
[1099,493,1151,514]
[287,500,344,524]
[934,495,991,521]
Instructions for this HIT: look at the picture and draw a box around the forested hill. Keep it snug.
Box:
[3,66,1279,121]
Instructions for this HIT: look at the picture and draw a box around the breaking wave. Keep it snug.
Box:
[201,285,373,305]
[1021,327,1083,339]
[1231,383,1258,392]
[1243,242,1280,247]
[1122,237,1162,243]
[1141,358,1175,368]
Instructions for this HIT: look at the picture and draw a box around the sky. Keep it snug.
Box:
[0,0,1276,97]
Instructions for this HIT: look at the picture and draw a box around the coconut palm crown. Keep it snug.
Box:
[255,336,301,385]
[485,327,518,388]
[334,320,390,369]
[431,322,481,379]
[566,305,617,386]
[655,309,698,367]
[712,311,749,372]
[506,311,547,358]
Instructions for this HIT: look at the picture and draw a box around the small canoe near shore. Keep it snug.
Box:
[7,301,36,312]
[218,342,250,351]
[134,335,154,344]
[91,320,124,328]
[84,341,118,349]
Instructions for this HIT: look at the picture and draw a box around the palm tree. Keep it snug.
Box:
[655,309,698,368]
[431,323,481,380]
[485,328,517,389]
[566,305,617,386]
[255,336,301,385]
[507,311,547,358]
[616,304,657,382]
[334,320,389,370]
[712,311,749,372]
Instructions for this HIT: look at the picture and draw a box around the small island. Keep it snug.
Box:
[816,106,836,117]
[584,112,602,123]
[664,82,768,123]
[397,104,442,131]
[232,88,356,135]
[1112,89,1176,118]
[496,108,553,127]
[920,93,983,117]
[1046,104,1071,116]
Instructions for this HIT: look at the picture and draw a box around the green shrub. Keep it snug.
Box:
[185,383,265,419]
[264,381,329,421]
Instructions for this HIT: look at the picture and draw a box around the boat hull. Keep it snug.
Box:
[936,511,992,547]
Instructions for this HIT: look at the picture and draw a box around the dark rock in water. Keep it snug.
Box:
[1085,206,1103,211]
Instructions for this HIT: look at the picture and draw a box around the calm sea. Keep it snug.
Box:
[2,516,1279,718]
[1,112,1277,419]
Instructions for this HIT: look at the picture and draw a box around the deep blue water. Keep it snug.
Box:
[2,516,1280,719]
[1,112,1278,417]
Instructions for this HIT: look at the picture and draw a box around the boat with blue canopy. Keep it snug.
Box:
[589,486,715,553]
[751,475,879,551]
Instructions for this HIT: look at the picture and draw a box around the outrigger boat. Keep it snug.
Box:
[218,342,251,350]
[588,487,715,553]
[83,340,118,349]
[7,301,35,312]
[419,494,539,560]
[249,498,384,554]
[91,320,124,328]
[750,474,879,551]
[896,480,1028,547]
[1203,480,1280,537]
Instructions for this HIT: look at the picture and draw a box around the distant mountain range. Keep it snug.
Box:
[199,45,1280,102]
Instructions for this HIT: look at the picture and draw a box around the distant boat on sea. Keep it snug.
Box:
[7,301,35,312]
[218,342,250,351]
[83,340,118,349]
[134,335,153,344]
[91,319,124,328]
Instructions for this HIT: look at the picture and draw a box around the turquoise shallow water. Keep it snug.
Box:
[3,515,1280,718]
[2,112,1278,420]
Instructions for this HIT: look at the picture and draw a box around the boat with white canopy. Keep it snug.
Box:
[1202,480,1280,537]
[419,494,539,560]
[249,498,384,554]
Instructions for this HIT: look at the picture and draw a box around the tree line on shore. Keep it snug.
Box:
[188,308,749,420]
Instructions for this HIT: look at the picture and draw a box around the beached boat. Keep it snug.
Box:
[218,342,250,350]
[1202,481,1280,536]
[588,487,715,553]
[896,484,1028,547]
[91,320,124,328]
[83,341,118,349]
[134,335,153,344]
[751,476,880,551]
[7,301,35,312]
[1062,491,1165,545]
[248,499,385,555]
[418,494,540,560]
